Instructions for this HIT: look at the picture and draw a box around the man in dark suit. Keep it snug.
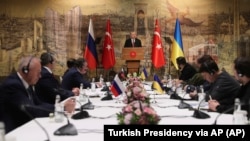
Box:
[61,58,102,90]
[0,56,76,133]
[176,56,197,82]
[64,58,76,75]
[35,52,79,104]
[124,31,142,47]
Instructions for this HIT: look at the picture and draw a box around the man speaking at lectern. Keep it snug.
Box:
[124,31,142,47]
[123,31,143,74]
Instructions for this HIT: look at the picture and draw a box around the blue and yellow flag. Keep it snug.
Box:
[171,18,184,70]
[140,67,148,80]
[152,74,164,94]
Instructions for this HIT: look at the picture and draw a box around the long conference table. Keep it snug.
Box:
[5,83,235,141]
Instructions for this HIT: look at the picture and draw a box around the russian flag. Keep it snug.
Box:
[110,74,125,97]
[84,18,98,69]
[171,18,185,70]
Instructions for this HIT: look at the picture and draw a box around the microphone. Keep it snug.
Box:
[213,106,234,125]
[177,92,192,109]
[21,104,78,136]
[213,101,250,125]
[192,98,210,119]
[53,118,78,136]
[81,98,95,110]
[21,105,50,141]
[169,89,192,109]
[100,85,109,91]
[101,87,113,101]
[71,99,91,120]
[169,88,182,100]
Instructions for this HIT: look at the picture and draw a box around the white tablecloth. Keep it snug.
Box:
[5,91,234,141]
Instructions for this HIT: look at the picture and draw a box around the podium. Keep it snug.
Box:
[122,47,145,74]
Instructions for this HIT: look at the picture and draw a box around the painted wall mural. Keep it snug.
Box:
[0,0,250,80]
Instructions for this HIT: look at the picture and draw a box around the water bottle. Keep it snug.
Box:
[0,122,5,141]
[99,74,104,85]
[234,98,241,111]
[79,83,87,103]
[54,95,64,123]
[167,74,173,88]
[198,85,206,107]
[91,78,96,92]
[233,98,247,124]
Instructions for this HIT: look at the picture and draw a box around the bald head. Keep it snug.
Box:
[18,56,41,85]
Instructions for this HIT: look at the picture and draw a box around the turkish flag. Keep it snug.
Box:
[101,19,116,69]
[151,19,166,68]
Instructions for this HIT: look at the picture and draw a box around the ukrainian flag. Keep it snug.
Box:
[140,67,148,80]
[171,18,184,70]
[152,74,164,94]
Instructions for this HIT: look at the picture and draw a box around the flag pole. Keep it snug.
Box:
[168,42,171,75]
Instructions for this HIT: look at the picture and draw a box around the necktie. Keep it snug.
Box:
[132,39,135,47]
[27,86,34,104]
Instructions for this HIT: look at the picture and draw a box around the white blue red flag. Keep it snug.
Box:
[110,74,125,97]
[84,18,98,69]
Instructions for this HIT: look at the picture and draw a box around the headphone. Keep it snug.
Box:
[22,56,34,74]
[203,61,215,75]
[40,52,54,66]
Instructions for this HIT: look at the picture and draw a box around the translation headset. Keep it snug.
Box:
[203,61,215,75]
[22,56,34,74]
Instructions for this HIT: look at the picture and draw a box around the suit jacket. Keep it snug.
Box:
[179,63,197,82]
[207,71,240,113]
[124,38,142,47]
[35,67,74,104]
[0,73,54,133]
[61,67,91,90]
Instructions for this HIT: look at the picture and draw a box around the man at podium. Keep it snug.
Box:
[123,31,143,74]
[124,31,142,47]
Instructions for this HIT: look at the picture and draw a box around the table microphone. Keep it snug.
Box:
[101,89,113,101]
[213,101,250,125]
[169,89,182,100]
[53,118,78,136]
[71,99,91,120]
[213,106,234,125]
[178,93,192,109]
[81,98,95,110]
[192,98,210,119]
[21,104,50,141]
[21,104,78,136]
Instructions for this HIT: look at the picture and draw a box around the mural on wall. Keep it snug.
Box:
[0,0,250,79]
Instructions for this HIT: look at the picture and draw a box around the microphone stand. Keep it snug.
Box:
[72,100,90,120]
[192,98,210,119]
[53,116,78,136]
[101,83,113,101]
[213,106,234,125]
[178,93,192,109]
[21,104,78,136]
[21,105,50,141]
